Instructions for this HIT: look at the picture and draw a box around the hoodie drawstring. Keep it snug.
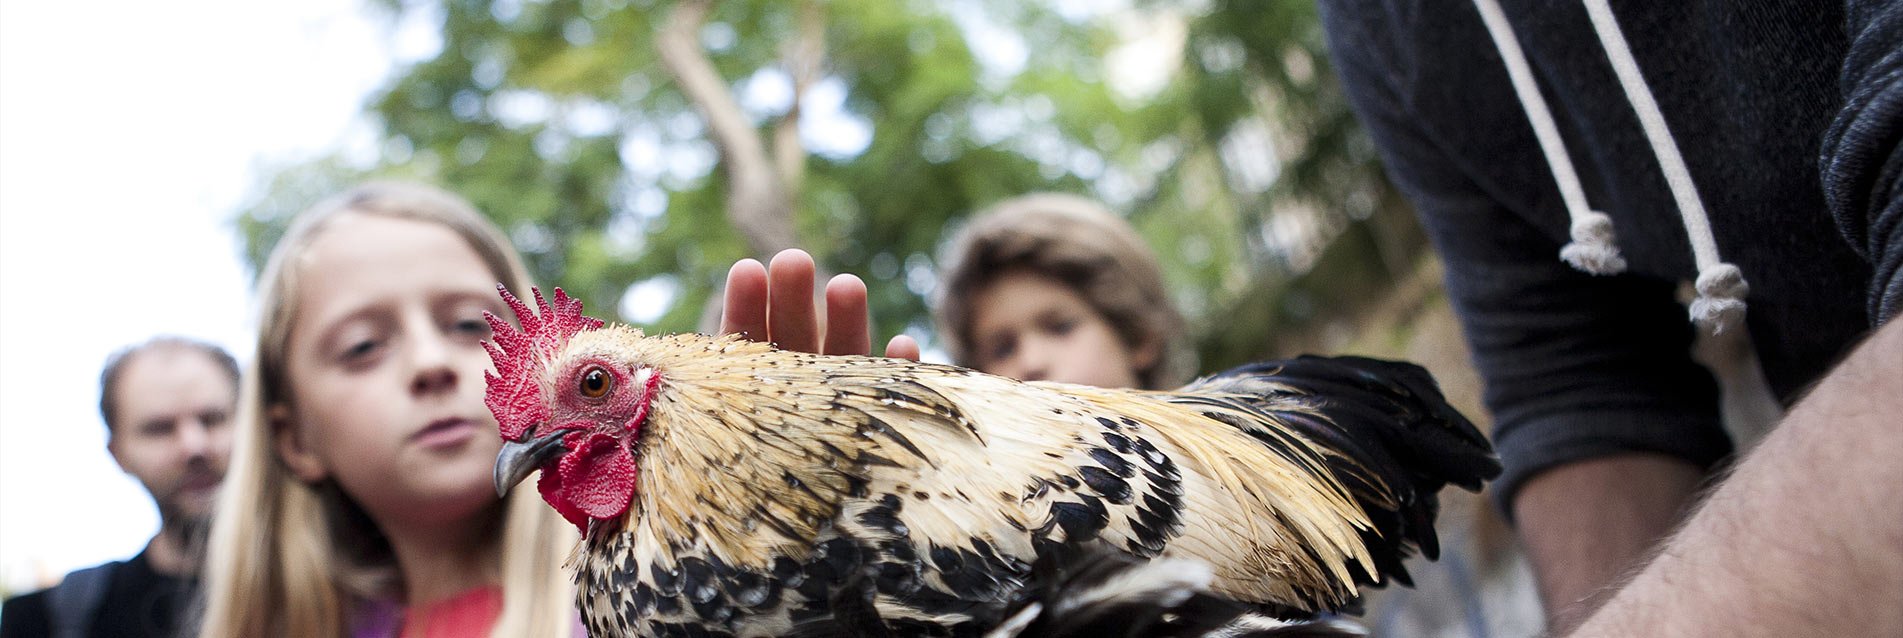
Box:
[1472,0,1749,334]
[1472,0,1629,276]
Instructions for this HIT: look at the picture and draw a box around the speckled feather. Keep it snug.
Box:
[507,321,1499,638]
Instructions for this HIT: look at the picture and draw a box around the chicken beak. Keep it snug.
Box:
[495,430,568,497]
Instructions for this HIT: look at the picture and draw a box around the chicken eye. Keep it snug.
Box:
[579,367,613,399]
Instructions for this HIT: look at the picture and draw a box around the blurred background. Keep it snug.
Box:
[227,0,1448,367]
[2,0,1511,631]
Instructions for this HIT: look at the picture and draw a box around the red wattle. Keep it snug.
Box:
[537,465,588,530]
[550,431,638,529]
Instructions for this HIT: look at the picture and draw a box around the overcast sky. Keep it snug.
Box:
[0,0,422,592]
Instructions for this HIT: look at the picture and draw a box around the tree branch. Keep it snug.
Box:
[657,0,796,256]
[774,0,824,195]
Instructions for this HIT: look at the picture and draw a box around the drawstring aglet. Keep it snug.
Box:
[1559,210,1628,275]
[1690,263,1748,334]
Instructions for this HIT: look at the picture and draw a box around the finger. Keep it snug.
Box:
[767,249,820,353]
[884,335,922,361]
[720,259,769,340]
[822,274,871,356]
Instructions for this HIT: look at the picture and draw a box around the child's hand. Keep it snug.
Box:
[720,249,921,360]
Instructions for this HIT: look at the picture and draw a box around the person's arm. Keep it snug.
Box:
[1513,454,1704,630]
[719,248,921,359]
[1568,319,1903,637]
[1318,2,1731,629]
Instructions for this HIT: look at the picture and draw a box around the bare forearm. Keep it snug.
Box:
[1513,454,1705,633]
[1569,319,1903,637]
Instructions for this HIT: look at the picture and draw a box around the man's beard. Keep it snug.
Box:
[167,510,210,542]
[154,498,214,572]
[156,457,221,547]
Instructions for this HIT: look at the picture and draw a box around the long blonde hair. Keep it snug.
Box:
[198,181,576,638]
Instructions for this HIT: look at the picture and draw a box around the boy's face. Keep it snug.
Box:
[967,270,1155,389]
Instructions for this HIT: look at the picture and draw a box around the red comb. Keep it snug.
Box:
[484,285,605,441]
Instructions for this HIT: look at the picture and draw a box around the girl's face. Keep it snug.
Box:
[275,213,512,529]
[967,270,1156,389]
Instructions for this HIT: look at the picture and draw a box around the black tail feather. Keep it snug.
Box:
[1179,355,1501,589]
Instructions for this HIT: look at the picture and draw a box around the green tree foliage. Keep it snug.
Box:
[235,0,1419,371]
[1134,0,1423,369]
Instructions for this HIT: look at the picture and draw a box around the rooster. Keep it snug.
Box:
[486,287,1499,638]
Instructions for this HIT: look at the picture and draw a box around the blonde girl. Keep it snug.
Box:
[198,181,575,637]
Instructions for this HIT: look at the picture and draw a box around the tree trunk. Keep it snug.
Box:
[662,0,831,331]
[657,0,823,259]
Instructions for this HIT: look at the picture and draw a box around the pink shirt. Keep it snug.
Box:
[352,585,584,637]
[400,585,503,638]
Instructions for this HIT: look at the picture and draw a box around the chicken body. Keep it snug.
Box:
[486,288,1498,638]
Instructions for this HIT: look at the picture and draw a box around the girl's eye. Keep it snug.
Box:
[579,366,613,399]
[454,317,492,337]
[1046,318,1077,336]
